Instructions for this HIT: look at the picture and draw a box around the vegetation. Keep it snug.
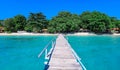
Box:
[4,18,16,32]
[80,11,112,33]
[48,11,81,33]
[0,20,4,26]
[14,15,26,31]
[0,11,120,33]
[25,12,48,32]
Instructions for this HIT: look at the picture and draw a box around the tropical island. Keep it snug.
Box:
[0,11,120,35]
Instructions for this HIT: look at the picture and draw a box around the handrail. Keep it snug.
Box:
[70,48,87,70]
[38,38,56,58]
[65,36,87,70]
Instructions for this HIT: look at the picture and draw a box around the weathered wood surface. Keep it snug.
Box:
[48,34,82,70]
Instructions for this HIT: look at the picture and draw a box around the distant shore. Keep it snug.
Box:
[0,32,120,36]
[66,32,96,36]
[0,33,58,36]
[66,32,120,36]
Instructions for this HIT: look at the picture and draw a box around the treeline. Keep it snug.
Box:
[0,13,48,33]
[0,11,120,33]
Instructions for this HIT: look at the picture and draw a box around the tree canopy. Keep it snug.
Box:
[14,15,26,31]
[4,18,16,32]
[0,20,4,26]
[48,11,81,33]
[25,12,48,32]
[1,11,120,33]
[78,11,113,33]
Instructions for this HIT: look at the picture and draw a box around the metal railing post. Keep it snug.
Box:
[38,37,57,66]
[45,49,49,59]
[52,41,53,48]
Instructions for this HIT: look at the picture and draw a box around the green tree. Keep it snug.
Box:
[48,11,70,33]
[48,11,81,33]
[80,11,112,33]
[14,15,26,31]
[0,21,2,26]
[110,17,118,28]
[25,12,47,32]
[114,20,120,32]
[4,18,16,32]
[79,11,91,29]
[89,11,111,33]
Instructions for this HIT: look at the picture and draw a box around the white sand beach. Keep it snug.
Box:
[0,33,58,36]
[66,32,96,36]
[112,33,120,35]
[0,32,120,36]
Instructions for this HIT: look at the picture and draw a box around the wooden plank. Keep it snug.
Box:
[48,34,82,70]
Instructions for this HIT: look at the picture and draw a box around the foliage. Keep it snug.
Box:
[79,11,113,33]
[25,12,48,32]
[1,11,120,33]
[79,11,91,29]
[48,11,81,33]
[4,18,16,32]
[14,15,26,31]
[0,20,4,26]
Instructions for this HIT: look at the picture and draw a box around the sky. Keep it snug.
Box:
[0,0,120,20]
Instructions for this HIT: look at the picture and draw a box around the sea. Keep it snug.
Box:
[67,35,120,70]
[0,35,56,70]
[0,35,120,70]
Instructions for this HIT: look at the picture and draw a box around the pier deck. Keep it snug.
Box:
[48,34,82,70]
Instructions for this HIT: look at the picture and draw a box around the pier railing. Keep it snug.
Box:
[38,38,56,64]
[65,36,87,70]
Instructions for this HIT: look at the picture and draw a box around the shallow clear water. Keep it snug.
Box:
[1,35,120,70]
[67,35,120,70]
[0,35,56,70]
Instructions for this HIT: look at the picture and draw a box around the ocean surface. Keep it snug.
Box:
[0,35,120,70]
[0,35,56,70]
[67,35,120,70]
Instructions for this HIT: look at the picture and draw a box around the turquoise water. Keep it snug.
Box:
[1,35,120,70]
[0,35,56,70]
[67,35,120,70]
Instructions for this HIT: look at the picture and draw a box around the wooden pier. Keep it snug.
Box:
[48,34,82,70]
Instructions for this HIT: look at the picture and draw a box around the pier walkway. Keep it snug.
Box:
[48,34,82,70]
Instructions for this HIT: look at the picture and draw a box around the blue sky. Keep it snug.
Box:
[0,0,120,19]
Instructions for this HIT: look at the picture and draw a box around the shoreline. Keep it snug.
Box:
[0,32,120,36]
[0,33,58,36]
[66,32,120,36]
